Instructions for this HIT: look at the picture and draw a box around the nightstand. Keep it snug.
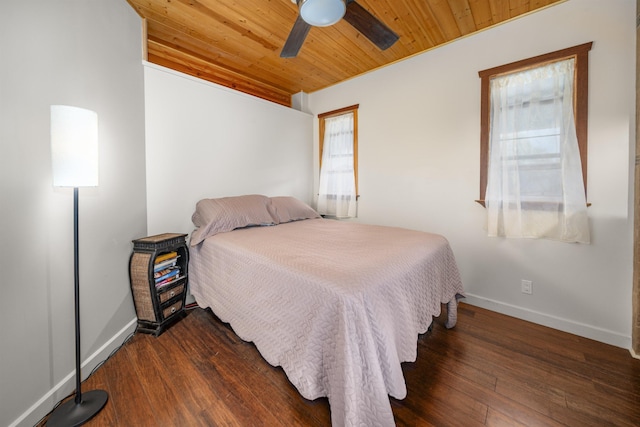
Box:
[129,233,188,336]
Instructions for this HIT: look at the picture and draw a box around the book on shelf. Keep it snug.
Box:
[155,268,180,283]
[154,256,179,271]
[154,267,174,279]
[155,251,178,264]
[156,274,184,288]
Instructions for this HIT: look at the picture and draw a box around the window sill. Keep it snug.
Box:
[475,200,591,208]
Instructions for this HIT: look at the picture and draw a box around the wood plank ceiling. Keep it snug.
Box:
[125,0,565,106]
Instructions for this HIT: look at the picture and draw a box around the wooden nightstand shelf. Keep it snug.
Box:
[129,233,188,336]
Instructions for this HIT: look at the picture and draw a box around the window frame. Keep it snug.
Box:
[477,42,592,207]
[318,104,359,196]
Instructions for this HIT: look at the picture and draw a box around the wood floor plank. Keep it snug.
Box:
[485,407,531,427]
[80,362,119,425]
[441,328,630,425]
[493,376,609,427]
[439,368,567,427]
[183,308,331,426]
[396,378,488,426]
[166,312,289,426]
[147,335,233,425]
[401,337,490,425]
[444,327,593,394]
[564,390,639,427]
[123,334,211,426]
[98,339,159,427]
[36,303,640,426]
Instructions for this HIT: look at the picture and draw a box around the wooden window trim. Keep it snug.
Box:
[319,104,359,196]
[476,42,592,207]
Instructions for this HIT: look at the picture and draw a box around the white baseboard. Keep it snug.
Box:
[463,294,631,350]
[9,318,138,427]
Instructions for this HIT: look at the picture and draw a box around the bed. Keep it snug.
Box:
[188,195,464,427]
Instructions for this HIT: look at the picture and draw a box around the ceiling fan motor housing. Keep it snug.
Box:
[295,0,346,27]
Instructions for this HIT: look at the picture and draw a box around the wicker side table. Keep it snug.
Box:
[129,233,188,336]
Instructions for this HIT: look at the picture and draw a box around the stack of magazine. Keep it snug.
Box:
[154,251,182,288]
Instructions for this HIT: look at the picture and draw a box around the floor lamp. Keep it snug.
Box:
[47,105,108,427]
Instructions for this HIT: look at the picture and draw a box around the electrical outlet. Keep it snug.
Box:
[521,279,532,294]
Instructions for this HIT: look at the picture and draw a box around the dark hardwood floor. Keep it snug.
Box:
[39,303,640,426]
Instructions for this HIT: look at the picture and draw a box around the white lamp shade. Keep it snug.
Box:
[51,105,99,187]
[299,0,346,27]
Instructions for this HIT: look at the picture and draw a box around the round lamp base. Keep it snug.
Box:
[47,390,108,427]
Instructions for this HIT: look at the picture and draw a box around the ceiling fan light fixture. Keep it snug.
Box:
[297,0,346,27]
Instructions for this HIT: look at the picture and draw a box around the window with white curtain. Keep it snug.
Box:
[478,43,592,243]
[317,105,358,218]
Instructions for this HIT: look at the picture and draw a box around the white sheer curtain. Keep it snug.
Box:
[317,112,357,218]
[486,58,590,243]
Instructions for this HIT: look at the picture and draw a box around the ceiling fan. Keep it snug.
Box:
[281,0,399,58]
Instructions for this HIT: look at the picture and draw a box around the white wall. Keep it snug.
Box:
[143,63,314,236]
[0,1,146,426]
[308,0,635,348]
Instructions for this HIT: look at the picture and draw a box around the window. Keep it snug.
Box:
[478,43,592,243]
[317,104,358,218]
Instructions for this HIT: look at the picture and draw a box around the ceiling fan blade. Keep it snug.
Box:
[281,15,311,58]
[343,1,399,50]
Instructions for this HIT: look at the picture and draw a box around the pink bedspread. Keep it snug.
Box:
[189,218,464,426]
